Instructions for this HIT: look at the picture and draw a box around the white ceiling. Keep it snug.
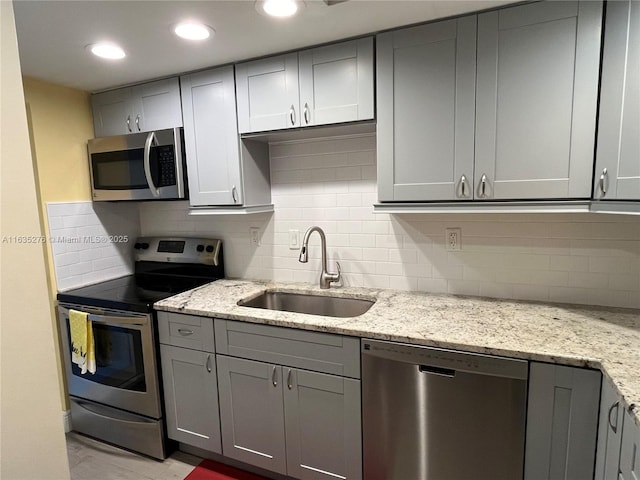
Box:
[13,0,515,93]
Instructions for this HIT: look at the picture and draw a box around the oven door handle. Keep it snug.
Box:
[87,313,148,327]
[143,131,160,198]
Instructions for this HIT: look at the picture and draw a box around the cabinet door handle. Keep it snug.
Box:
[608,401,619,433]
[479,174,488,198]
[135,114,141,131]
[287,369,293,390]
[272,366,277,387]
[289,105,296,126]
[231,186,238,204]
[303,103,310,125]
[126,115,132,133]
[177,328,193,336]
[599,168,608,195]
[206,355,212,373]
[460,175,468,198]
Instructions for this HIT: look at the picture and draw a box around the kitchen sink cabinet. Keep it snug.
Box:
[595,378,625,480]
[158,312,221,453]
[377,0,602,204]
[180,66,271,209]
[235,37,374,134]
[593,0,640,203]
[524,362,601,480]
[91,77,182,137]
[215,319,362,480]
[619,408,640,480]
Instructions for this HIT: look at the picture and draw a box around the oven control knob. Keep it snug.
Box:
[141,243,150,250]
[206,245,214,253]
[134,242,142,249]
[196,244,205,252]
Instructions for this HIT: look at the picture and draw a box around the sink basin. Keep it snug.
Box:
[238,291,375,318]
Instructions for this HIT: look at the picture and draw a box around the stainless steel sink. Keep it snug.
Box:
[238,291,375,318]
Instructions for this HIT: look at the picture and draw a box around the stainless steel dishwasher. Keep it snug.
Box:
[362,339,528,480]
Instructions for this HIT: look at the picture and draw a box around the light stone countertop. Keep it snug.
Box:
[154,279,640,426]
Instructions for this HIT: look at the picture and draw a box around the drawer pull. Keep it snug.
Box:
[177,328,194,336]
[287,369,293,390]
[272,366,278,387]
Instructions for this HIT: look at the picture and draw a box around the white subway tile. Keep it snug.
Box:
[418,278,448,294]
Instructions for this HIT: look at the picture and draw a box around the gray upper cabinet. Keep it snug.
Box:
[92,77,182,137]
[476,1,602,200]
[619,409,640,480]
[593,0,640,201]
[236,37,374,134]
[181,66,271,208]
[377,17,477,202]
[377,1,602,204]
[524,362,601,480]
[595,379,625,480]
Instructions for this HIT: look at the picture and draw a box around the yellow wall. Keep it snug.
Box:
[0,2,71,478]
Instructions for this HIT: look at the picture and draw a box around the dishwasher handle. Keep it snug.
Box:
[419,364,456,378]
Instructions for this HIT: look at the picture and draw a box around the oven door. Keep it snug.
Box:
[58,304,162,419]
[88,127,186,201]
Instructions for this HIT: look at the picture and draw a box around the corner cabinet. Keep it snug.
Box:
[215,320,362,480]
[180,66,271,209]
[157,312,221,453]
[377,1,602,203]
[236,37,374,134]
[91,77,182,137]
[524,362,601,480]
[593,0,640,202]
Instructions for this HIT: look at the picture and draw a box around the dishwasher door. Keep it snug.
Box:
[362,339,528,480]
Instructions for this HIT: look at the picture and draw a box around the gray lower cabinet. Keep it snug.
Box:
[593,0,640,202]
[595,379,625,480]
[619,409,640,480]
[215,319,362,480]
[524,362,601,480]
[158,312,221,453]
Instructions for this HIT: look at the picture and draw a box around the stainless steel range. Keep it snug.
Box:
[57,237,224,459]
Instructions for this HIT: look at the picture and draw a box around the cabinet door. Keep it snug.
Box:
[377,17,476,202]
[181,67,243,206]
[619,409,640,480]
[524,362,601,480]
[595,380,625,480]
[593,0,640,201]
[235,53,300,133]
[217,355,287,475]
[91,88,131,137]
[298,38,374,128]
[160,345,221,453]
[284,369,362,480]
[131,77,183,133]
[476,1,602,200]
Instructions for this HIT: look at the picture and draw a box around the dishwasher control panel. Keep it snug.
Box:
[361,338,528,380]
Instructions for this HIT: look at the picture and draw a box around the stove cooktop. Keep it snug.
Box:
[57,237,224,313]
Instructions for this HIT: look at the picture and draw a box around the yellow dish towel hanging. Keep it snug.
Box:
[69,309,96,374]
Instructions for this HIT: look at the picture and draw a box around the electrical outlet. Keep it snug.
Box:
[289,229,300,250]
[250,227,261,246]
[445,228,461,251]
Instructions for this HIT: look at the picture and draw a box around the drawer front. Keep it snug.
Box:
[215,319,360,379]
[157,312,215,352]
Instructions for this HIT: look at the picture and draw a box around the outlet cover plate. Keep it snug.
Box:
[445,228,461,251]
[289,229,300,250]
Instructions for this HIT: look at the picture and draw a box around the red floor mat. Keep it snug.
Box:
[184,459,272,480]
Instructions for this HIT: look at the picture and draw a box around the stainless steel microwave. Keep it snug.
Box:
[88,127,187,201]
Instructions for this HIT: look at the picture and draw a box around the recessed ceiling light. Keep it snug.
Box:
[259,0,300,18]
[174,22,213,41]
[88,43,126,60]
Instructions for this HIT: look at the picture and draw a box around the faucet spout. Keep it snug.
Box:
[299,226,341,289]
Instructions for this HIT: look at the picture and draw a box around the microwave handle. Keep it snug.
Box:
[143,131,160,197]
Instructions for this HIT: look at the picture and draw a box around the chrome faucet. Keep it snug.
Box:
[299,226,341,289]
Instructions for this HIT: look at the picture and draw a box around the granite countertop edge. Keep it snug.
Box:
[155,279,640,426]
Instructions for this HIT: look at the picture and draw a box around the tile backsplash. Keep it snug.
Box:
[138,134,640,309]
[47,201,140,291]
